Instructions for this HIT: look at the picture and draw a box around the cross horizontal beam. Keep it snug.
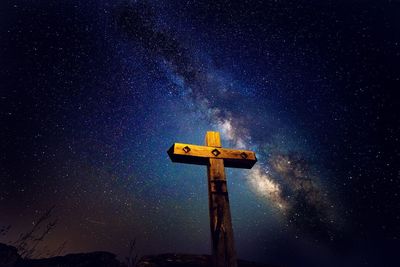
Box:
[167,142,257,169]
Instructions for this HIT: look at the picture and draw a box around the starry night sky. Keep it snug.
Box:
[1,1,399,266]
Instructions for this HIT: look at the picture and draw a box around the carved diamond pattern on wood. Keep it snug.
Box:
[240,152,248,159]
[183,146,191,153]
[211,149,221,157]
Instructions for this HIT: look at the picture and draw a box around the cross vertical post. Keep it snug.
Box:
[206,132,237,267]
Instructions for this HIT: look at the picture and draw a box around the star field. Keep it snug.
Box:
[1,1,399,266]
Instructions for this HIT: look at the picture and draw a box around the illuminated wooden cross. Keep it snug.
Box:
[167,131,257,267]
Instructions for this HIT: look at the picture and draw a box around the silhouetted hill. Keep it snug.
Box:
[0,243,119,267]
[0,243,277,267]
[137,254,277,267]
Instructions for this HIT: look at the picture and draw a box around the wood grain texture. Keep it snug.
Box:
[167,143,257,169]
[206,132,238,267]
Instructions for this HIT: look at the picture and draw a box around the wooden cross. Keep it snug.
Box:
[167,131,257,267]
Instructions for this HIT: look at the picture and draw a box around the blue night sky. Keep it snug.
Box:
[1,1,399,266]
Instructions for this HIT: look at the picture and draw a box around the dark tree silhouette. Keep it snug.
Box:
[125,239,139,267]
[13,206,58,258]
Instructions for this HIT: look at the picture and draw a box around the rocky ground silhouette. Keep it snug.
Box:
[0,243,277,267]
